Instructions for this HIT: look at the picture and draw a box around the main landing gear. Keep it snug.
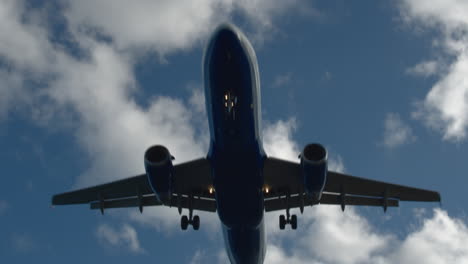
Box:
[180,194,200,231]
[279,193,297,230]
[181,214,200,230]
[279,211,297,230]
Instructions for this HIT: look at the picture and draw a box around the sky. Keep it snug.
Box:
[1,0,468,263]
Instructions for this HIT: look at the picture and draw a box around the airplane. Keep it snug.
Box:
[52,23,441,264]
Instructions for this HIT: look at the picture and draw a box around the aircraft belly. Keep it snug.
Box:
[213,153,264,229]
[223,218,266,264]
[203,24,267,264]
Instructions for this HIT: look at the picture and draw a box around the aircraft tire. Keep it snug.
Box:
[181,215,189,230]
[279,215,286,230]
[291,215,297,230]
[193,215,200,230]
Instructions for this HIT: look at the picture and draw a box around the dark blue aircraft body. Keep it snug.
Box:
[204,25,266,263]
[52,24,441,264]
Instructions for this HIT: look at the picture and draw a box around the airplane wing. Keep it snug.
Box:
[263,157,440,212]
[52,158,216,213]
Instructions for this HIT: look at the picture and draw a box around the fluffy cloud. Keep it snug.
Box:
[382,113,416,149]
[263,118,300,161]
[64,0,308,56]
[389,209,468,264]
[96,223,144,253]
[400,0,468,141]
[263,208,468,264]
[266,206,391,264]
[192,207,468,264]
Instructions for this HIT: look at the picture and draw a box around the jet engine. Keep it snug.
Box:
[300,143,328,201]
[144,145,174,204]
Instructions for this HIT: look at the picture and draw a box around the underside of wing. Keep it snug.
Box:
[324,171,441,202]
[52,174,151,205]
[52,158,216,213]
[263,157,440,212]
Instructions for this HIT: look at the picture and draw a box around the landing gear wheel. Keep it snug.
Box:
[192,215,200,230]
[181,215,189,230]
[279,215,286,230]
[291,215,297,230]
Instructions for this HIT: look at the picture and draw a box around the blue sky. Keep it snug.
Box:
[1,0,468,263]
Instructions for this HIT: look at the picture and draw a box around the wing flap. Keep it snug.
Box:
[264,193,399,212]
[90,194,216,212]
[320,193,399,207]
[90,195,162,209]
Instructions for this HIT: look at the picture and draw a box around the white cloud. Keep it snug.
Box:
[96,223,144,253]
[382,113,416,148]
[64,0,310,56]
[389,209,468,264]
[329,154,345,173]
[264,207,391,264]
[263,118,300,161]
[264,208,468,264]
[400,0,468,141]
[192,207,468,264]
[0,0,53,72]
[129,207,220,235]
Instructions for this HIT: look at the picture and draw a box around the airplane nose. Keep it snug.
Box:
[212,24,240,41]
[210,24,242,56]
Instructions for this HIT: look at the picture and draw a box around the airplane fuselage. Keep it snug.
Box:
[204,25,266,264]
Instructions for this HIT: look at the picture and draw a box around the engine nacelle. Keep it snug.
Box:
[144,145,174,204]
[301,143,328,201]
